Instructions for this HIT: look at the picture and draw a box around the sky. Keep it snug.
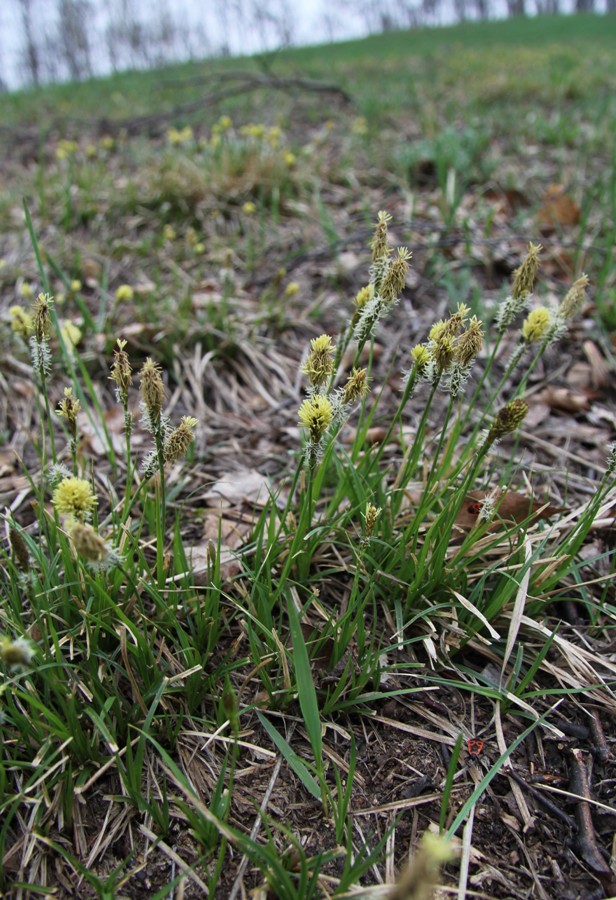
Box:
[0,0,600,91]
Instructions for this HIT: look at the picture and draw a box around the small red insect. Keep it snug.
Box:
[467,738,485,759]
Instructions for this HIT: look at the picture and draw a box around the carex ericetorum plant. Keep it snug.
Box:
[1,209,613,895]
[278,211,612,658]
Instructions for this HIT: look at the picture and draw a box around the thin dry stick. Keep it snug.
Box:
[569,748,616,894]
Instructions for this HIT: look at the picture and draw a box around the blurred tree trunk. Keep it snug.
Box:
[535,0,561,11]
[506,0,526,14]
[574,0,595,9]
[57,0,93,80]
[17,0,41,85]
[474,0,490,17]
[453,0,467,21]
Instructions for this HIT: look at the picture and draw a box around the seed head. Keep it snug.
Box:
[32,292,53,343]
[560,274,589,320]
[455,316,484,367]
[70,522,109,563]
[110,338,133,402]
[163,416,198,464]
[9,527,30,573]
[139,358,165,420]
[363,503,381,538]
[379,247,411,301]
[370,210,393,262]
[342,368,369,404]
[512,242,542,301]
[487,399,529,443]
[444,303,471,338]
[431,334,456,374]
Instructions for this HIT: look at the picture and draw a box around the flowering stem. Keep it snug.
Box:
[154,423,167,589]
[391,380,440,515]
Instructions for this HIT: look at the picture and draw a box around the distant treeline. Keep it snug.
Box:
[2,0,614,90]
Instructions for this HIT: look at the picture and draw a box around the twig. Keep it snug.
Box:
[569,748,616,895]
[588,708,610,763]
[507,771,577,831]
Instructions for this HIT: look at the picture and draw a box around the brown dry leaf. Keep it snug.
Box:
[537,184,580,231]
[483,186,529,218]
[455,490,566,530]
[201,507,252,550]
[534,385,595,413]
[566,361,594,391]
[79,407,131,457]
[182,542,242,586]
[203,468,271,507]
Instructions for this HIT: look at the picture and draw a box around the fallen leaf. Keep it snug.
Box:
[455,489,566,530]
[535,385,595,413]
[203,468,270,507]
[537,184,580,231]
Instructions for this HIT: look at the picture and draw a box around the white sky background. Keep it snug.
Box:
[0,0,604,90]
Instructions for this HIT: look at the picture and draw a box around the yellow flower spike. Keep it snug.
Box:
[298,395,333,444]
[57,387,81,431]
[301,335,336,389]
[284,282,299,298]
[52,476,97,521]
[9,305,34,338]
[70,279,82,293]
[521,307,551,343]
[0,636,35,668]
[115,284,134,303]
[354,284,374,311]
[410,344,430,372]
[242,201,257,215]
[428,320,447,343]
[60,320,82,352]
